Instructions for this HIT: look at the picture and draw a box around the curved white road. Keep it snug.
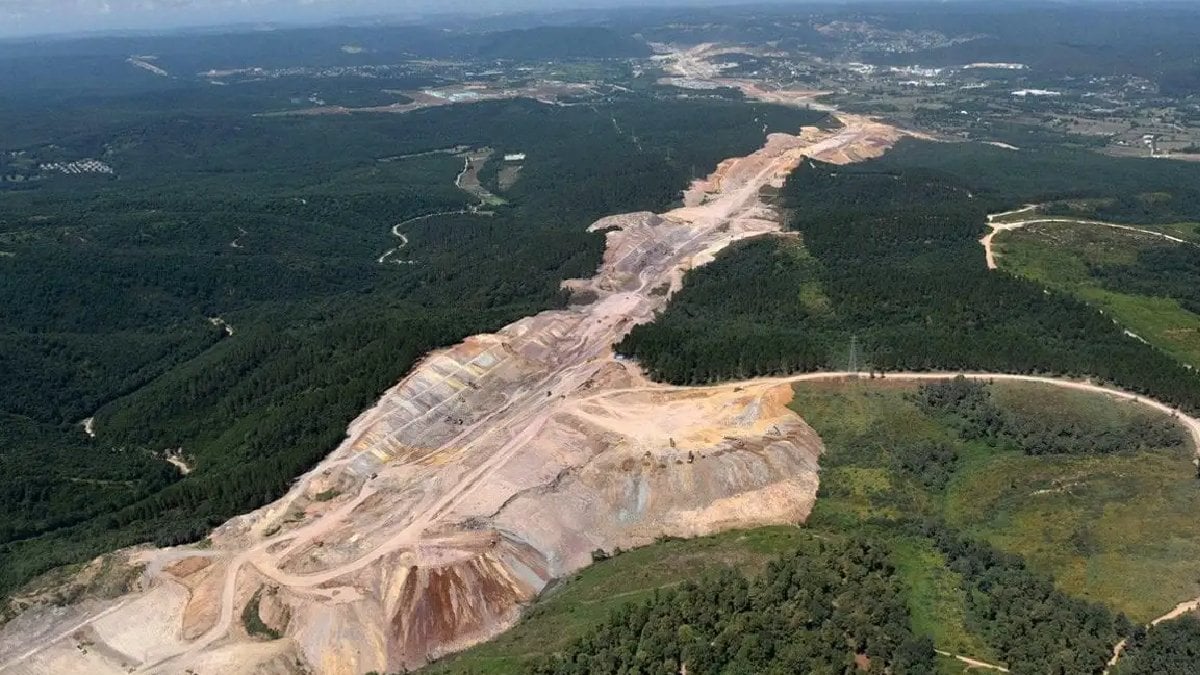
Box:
[981,205,1195,270]
[592,370,1200,452]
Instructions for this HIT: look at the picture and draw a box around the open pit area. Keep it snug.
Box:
[0,97,913,675]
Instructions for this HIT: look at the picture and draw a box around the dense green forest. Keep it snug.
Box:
[0,87,827,600]
[1089,246,1200,317]
[535,539,937,674]
[619,140,1200,414]
[918,522,1126,674]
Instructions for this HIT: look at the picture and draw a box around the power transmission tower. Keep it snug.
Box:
[847,335,861,377]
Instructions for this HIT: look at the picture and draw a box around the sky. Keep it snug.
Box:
[0,0,653,38]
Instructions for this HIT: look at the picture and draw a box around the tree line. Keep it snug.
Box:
[915,377,1184,456]
[620,144,1200,419]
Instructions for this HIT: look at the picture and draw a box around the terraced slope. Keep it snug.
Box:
[0,113,912,675]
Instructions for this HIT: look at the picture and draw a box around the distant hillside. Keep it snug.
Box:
[0,24,649,90]
[464,26,651,61]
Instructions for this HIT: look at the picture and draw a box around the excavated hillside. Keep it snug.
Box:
[0,110,912,675]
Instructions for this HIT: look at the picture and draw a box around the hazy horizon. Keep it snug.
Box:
[0,0,1147,40]
[2,0,662,39]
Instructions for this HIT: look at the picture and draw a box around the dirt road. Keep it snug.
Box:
[981,205,1194,270]
[11,54,1195,675]
[378,149,499,265]
[1106,594,1200,671]
[588,370,1200,454]
[935,649,1010,672]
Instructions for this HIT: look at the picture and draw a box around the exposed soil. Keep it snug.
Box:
[9,50,1177,675]
[0,107,913,675]
[936,649,1010,672]
[497,165,522,191]
[165,449,193,475]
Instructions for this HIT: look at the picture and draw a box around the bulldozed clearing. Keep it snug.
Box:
[0,87,914,675]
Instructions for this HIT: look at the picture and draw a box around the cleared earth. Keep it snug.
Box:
[9,46,1197,675]
[0,104,912,674]
[429,376,1200,674]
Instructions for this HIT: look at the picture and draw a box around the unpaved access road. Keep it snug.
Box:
[604,368,1200,675]
[1106,593,1200,672]
[981,205,1196,270]
[378,148,498,265]
[936,649,1010,673]
[591,370,1200,454]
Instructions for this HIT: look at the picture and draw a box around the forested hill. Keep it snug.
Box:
[618,139,1200,413]
[0,24,648,83]
[0,90,827,604]
[466,27,651,60]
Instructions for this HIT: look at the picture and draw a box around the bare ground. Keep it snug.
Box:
[0,108,916,675]
[9,51,1193,675]
[8,55,1163,675]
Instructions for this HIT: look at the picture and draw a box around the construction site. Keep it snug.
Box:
[0,60,916,673]
[5,35,1200,675]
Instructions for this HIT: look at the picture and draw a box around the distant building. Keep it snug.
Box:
[503,153,526,162]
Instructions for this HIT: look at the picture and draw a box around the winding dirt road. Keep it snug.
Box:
[590,370,1200,452]
[378,149,498,265]
[1106,594,1200,672]
[981,205,1195,270]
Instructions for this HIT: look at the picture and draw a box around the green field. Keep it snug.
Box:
[947,444,1200,621]
[796,378,1200,623]
[888,534,994,662]
[789,380,996,661]
[998,221,1200,368]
